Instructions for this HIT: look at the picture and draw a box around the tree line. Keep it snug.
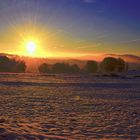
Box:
[0,56,128,73]
[39,57,127,74]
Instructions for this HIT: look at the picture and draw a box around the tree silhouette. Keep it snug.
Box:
[0,56,26,73]
[101,57,117,72]
[38,63,81,74]
[52,63,70,73]
[117,58,125,72]
[70,64,80,73]
[101,57,126,73]
[38,63,52,73]
[15,60,26,73]
[0,56,11,72]
[84,60,98,73]
[38,57,127,74]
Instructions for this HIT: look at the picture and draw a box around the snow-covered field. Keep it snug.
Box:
[0,73,140,140]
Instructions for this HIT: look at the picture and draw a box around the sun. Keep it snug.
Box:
[26,41,37,54]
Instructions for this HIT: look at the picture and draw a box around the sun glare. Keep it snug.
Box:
[26,41,37,54]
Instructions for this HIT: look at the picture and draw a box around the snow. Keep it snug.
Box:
[124,70,140,77]
[0,73,140,139]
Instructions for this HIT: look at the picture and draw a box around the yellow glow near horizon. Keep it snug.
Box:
[0,22,104,58]
[0,21,139,58]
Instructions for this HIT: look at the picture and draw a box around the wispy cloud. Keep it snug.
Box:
[121,38,140,44]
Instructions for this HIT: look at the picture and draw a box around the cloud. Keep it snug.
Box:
[121,38,140,44]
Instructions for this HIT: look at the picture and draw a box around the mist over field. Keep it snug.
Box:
[1,53,140,73]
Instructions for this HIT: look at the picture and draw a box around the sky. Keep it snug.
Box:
[0,0,140,57]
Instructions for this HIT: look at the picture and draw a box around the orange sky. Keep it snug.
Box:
[1,23,139,58]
